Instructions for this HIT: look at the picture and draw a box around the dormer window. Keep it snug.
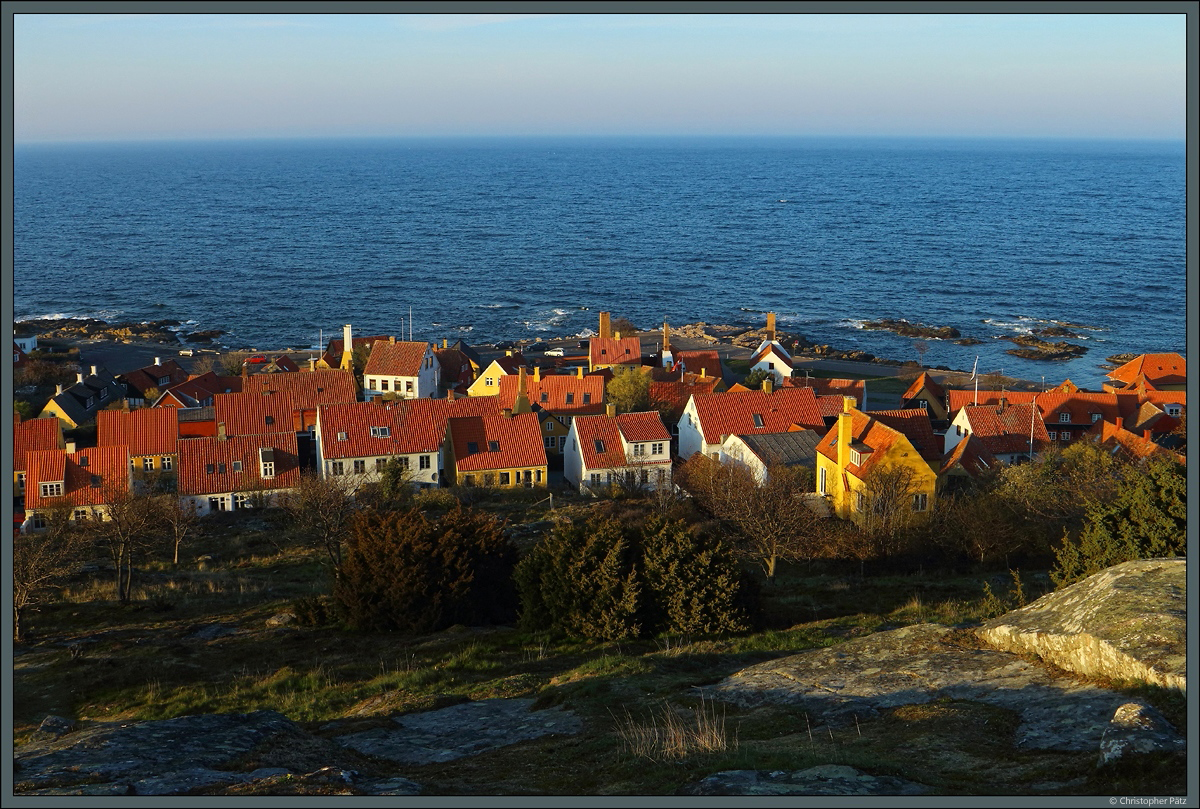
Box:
[233,460,243,472]
[159,376,170,386]
[40,482,63,498]
[259,447,276,479]
[583,393,591,404]
[370,426,391,438]
[1059,413,1071,423]
[100,388,109,400]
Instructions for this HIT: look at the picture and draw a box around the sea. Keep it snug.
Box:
[12,136,1187,390]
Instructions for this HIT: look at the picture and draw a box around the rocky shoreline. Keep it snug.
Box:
[15,317,226,346]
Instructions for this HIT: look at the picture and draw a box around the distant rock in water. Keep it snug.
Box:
[1003,335,1088,360]
[860,319,961,339]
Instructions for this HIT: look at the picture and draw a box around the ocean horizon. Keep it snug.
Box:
[13,135,1186,389]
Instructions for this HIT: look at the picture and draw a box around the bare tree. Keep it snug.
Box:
[676,455,829,584]
[90,484,163,603]
[278,472,359,578]
[13,499,84,641]
[159,495,201,566]
[856,465,921,560]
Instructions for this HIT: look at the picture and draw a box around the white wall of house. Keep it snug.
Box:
[676,397,709,460]
[364,346,440,399]
[182,490,288,517]
[719,435,768,483]
[322,452,440,488]
[750,344,792,386]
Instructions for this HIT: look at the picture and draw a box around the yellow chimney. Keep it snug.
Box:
[443,338,448,349]
[599,311,611,339]
[663,321,671,351]
[577,366,584,379]
[762,378,773,394]
[606,403,617,418]
[533,365,541,383]
[340,324,354,371]
[389,336,395,344]
[767,312,776,343]
[837,401,853,471]
[700,367,706,378]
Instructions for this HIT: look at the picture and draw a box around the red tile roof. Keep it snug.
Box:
[364,340,430,378]
[448,412,547,473]
[864,409,942,463]
[784,377,865,406]
[25,446,130,509]
[1106,353,1186,388]
[900,372,946,404]
[671,350,723,380]
[691,387,825,445]
[959,402,1050,455]
[434,348,475,391]
[590,336,642,367]
[176,432,301,496]
[213,391,300,436]
[13,418,62,471]
[940,433,1000,477]
[120,359,189,399]
[319,399,447,460]
[157,372,243,408]
[814,411,918,477]
[1095,421,1183,464]
[241,369,357,409]
[574,412,671,470]
[497,373,606,417]
[649,373,721,422]
[321,335,390,369]
[97,407,180,457]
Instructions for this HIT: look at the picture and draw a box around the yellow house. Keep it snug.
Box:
[467,352,527,397]
[814,398,940,526]
[443,411,548,488]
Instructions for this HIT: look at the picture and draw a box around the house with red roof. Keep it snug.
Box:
[668,350,724,382]
[317,399,445,488]
[649,371,722,444]
[153,371,242,409]
[97,407,180,481]
[13,415,65,499]
[363,337,440,400]
[564,409,672,493]
[118,357,190,407]
[496,366,606,454]
[1103,352,1186,393]
[22,445,131,531]
[467,351,528,397]
[433,345,476,396]
[814,399,940,525]
[589,335,643,373]
[677,386,825,461]
[240,369,358,433]
[316,324,391,371]
[443,411,547,488]
[938,433,1001,493]
[14,341,28,370]
[176,431,301,515]
[1092,421,1185,466]
[899,372,949,422]
[945,400,1050,464]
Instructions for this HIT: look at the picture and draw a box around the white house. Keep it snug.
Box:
[315,399,444,489]
[362,337,440,399]
[564,410,672,493]
[677,386,825,461]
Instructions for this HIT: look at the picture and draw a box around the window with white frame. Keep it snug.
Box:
[1090,413,1101,423]
[261,461,274,477]
[651,442,664,455]
[234,493,251,510]
[590,473,600,484]
[398,457,410,470]
[30,512,47,530]
[209,496,227,512]
[912,493,928,512]
[854,490,866,512]
[1059,413,1071,423]
[544,436,556,449]
[376,458,388,472]
[380,380,389,391]
[818,467,827,494]
[545,421,553,432]
[419,455,430,470]
[331,460,344,475]
[337,431,348,441]
[1165,404,1181,417]
[500,472,511,485]
[1060,431,1070,441]
[40,482,63,498]
[142,457,154,471]
[633,443,645,456]
[486,377,494,386]
[232,460,243,472]
[370,426,391,438]
[1047,431,1057,440]
[354,459,366,474]
[161,456,173,471]
[405,381,413,393]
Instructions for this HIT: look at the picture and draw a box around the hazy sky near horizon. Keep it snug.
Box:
[13,12,1187,142]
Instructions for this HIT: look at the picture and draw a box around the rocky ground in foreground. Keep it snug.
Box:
[12,559,1185,797]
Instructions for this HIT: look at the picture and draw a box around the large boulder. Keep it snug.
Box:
[977,559,1185,692]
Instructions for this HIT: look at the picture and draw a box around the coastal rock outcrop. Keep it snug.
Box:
[861,319,961,340]
[1002,334,1088,360]
[976,558,1185,692]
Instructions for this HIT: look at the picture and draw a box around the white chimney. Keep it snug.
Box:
[76,373,84,384]
[154,357,162,366]
[90,365,98,376]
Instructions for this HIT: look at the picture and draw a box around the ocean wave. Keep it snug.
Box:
[576,328,598,338]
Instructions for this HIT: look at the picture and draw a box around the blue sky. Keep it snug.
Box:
[12,12,1187,142]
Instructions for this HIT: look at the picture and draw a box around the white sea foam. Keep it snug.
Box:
[576,328,598,338]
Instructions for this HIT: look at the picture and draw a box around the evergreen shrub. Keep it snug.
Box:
[515,515,756,640]
[335,507,518,632]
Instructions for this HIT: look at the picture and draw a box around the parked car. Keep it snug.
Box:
[544,347,565,357]
[577,340,590,349]
[178,348,194,356]
[527,342,550,353]
[494,341,516,350]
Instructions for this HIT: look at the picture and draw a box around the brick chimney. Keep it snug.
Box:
[340,324,354,371]
[1143,429,1153,441]
[599,311,611,339]
[217,422,227,441]
[1115,416,1124,431]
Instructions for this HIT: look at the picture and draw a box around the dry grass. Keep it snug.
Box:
[615,696,737,762]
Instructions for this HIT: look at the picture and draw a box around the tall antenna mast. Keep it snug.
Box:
[409,306,413,342]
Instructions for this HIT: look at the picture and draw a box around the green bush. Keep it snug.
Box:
[335,507,518,632]
[1051,456,1187,589]
[515,515,756,640]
